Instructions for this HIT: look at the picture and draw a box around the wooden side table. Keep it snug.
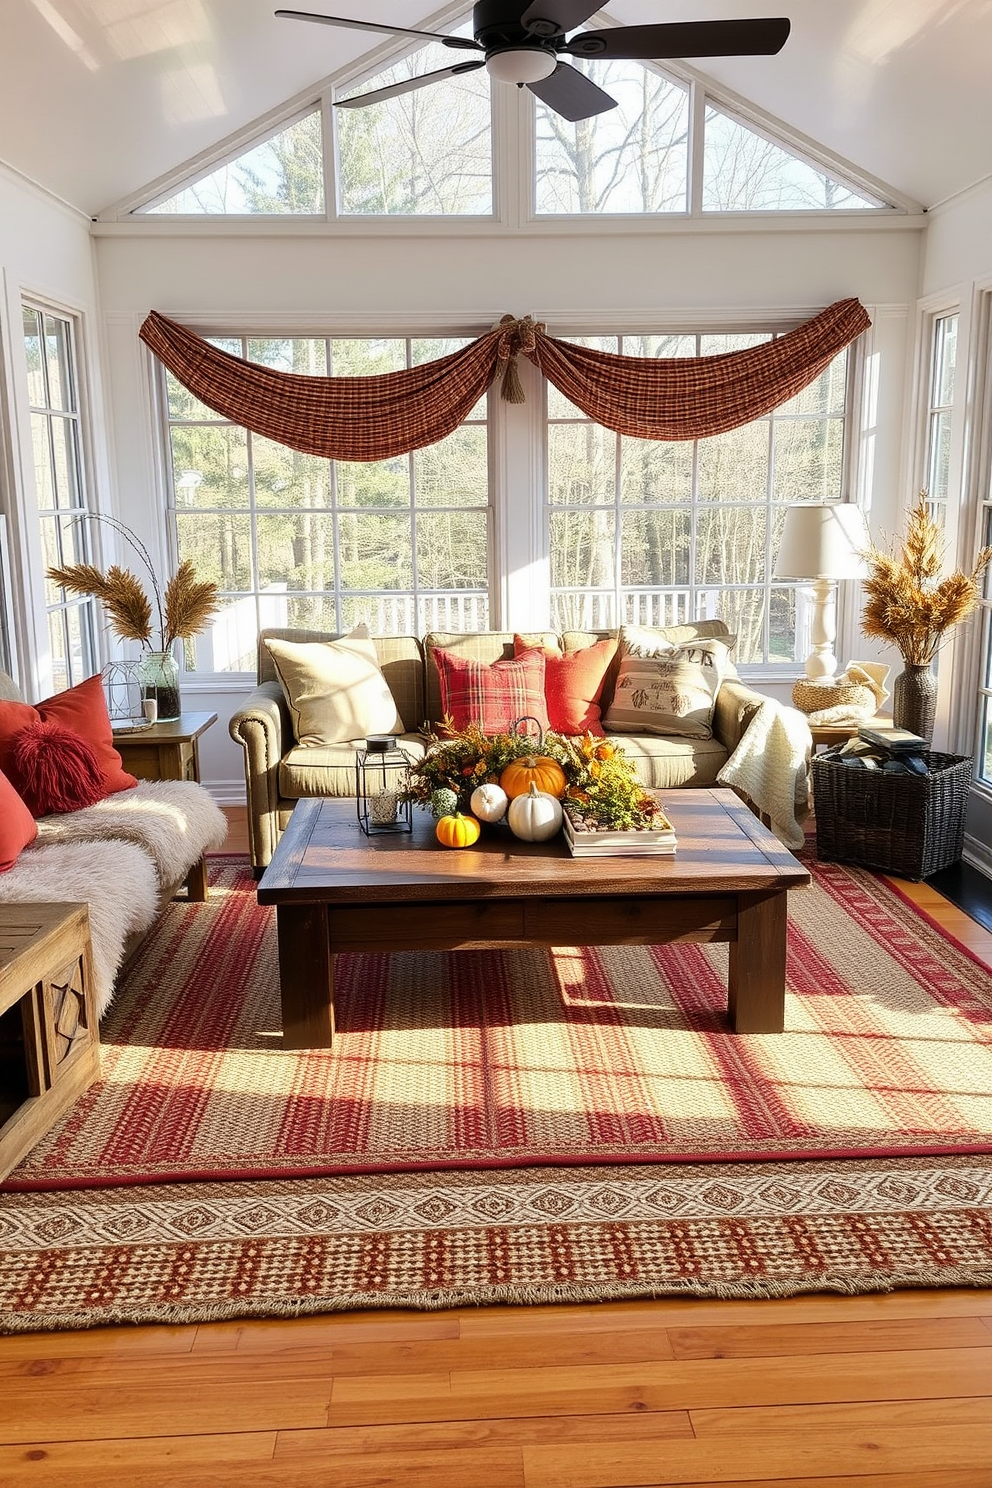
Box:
[0,903,99,1180]
[113,711,218,901]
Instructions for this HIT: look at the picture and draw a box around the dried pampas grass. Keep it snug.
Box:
[861,495,992,665]
[47,517,219,653]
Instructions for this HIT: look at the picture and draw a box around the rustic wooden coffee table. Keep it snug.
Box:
[257,788,809,1049]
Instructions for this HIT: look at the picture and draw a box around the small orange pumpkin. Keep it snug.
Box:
[499,754,567,801]
[435,812,481,849]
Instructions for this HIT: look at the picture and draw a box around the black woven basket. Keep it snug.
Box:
[812,751,972,881]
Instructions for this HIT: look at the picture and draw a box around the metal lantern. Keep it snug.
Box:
[101,660,148,732]
[355,735,413,835]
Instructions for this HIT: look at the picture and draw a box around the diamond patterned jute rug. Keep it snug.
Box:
[2,855,992,1331]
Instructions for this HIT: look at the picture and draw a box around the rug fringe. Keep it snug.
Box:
[6,1267,992,1335]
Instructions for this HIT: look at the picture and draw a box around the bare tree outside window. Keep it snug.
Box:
[548,333,850,664]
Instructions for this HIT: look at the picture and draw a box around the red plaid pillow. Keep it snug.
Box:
[432,647,549,734]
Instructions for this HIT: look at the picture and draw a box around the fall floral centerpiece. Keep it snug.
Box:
[860,495,991,736]
[47,515,219,721]
[404,718,668,834]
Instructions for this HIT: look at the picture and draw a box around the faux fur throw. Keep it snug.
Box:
[35,780,227,886]
[717,698,812,850]
[0,839,159,1016]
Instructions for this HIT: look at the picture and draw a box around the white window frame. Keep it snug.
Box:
[156,325,498,676]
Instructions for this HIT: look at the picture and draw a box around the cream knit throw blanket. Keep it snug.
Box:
[717,698,812,850]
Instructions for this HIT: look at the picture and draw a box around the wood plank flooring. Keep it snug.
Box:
[2,810,991,1487]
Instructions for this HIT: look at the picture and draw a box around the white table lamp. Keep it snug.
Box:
[774,503,870,681]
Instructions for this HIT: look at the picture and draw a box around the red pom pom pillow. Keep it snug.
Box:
[0,674,137,808]
[11,719,107,817]
[0,769,37,872]
[514,635,617,736]
[432,647,549,734]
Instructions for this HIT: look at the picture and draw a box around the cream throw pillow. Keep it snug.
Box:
[603,628,736,740]
[265,625,405,746]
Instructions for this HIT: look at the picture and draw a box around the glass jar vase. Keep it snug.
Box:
[138,649,181,723]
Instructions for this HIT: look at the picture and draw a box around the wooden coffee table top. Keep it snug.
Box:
[258,789,810,906]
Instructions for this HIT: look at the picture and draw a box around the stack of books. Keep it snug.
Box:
[819,725,930,776]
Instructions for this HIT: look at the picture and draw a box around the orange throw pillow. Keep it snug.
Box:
[0,674,137,806]
[0,768,38,871]
[514,635,617,737]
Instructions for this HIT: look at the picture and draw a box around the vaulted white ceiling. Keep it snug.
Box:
[1,0,989,218]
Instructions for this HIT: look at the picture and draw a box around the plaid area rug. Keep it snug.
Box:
[6,856,992,1191]
[4,855,992,1333]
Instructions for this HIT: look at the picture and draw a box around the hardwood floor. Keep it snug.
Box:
[2,811,991,1488]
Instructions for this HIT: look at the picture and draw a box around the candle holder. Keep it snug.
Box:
[355,736,413,835]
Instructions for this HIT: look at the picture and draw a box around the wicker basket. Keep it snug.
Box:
[792,677,877,715]
[812,751,971,880]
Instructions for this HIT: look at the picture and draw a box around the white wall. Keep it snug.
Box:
[93,218,923,798]
[0,163,109,698]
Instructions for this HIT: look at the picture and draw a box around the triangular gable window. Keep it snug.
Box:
[139,111,324,215]
[703,105,883,212]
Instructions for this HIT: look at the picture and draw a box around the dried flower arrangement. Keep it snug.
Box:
[47,515,219,653]
[405,719,667,831]
[860,495,992,665]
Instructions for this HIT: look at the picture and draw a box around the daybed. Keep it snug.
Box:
[230,620,812,872]
[0,669,227,1017]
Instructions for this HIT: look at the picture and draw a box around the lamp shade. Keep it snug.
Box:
[486,49,558,84]
[773,502,870,581]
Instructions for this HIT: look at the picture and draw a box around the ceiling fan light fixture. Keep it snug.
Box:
[485,47,558,84]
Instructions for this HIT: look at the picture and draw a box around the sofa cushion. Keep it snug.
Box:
[603,629,736,740]
[430,645,550,734]
[280,734,427,799]
[611,733,729,790]
[258,629,425,738]
[266,626,406,746]
[34,780,228,888]
[514,634,617,736]
[12,718,107,816]
[423,632,558,728]
[562,621,737,713]
[0,768,37,871]
[0,674,137,800]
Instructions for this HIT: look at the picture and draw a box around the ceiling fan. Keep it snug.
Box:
[275,3,791,122]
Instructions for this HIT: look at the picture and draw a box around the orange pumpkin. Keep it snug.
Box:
[500,754,567,801]
[435,812,481,849]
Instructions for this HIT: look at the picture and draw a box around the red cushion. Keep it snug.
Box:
[0,674,137,803]
[432,647,549,734]
[514,635,618,737]
[0,768,38,871]
[11,718,108,816]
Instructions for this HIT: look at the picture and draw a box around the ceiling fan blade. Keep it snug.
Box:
[335,60,486,109]
[562,18,791,60]
[528,62,618,122]
[275,10,482,51]
[519,1,604,38]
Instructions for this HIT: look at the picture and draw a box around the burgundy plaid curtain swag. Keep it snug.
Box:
[140,298,870,461]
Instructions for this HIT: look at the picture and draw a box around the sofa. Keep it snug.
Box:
[230,619,810,873]
[0,669,228,1017]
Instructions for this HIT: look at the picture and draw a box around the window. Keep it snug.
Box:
[122,35,895,221]
[534,61,688,214]
[22,304,97,692]
[142,111,325,215]
[978,473,992,788]
[546,332,851,665]
[336,37,492,216]
[702,106,883,212]
[163,337,491,673]
[924,313,958,523]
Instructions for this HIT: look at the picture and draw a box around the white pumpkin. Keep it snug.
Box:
[507,782,563,842]
[470,782,509,824]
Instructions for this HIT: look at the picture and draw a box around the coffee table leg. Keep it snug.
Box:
[728,890,787,1033]
[275,903,335,1049]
